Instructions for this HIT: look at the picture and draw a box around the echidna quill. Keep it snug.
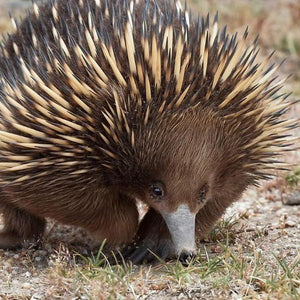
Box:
[0,0,297,263]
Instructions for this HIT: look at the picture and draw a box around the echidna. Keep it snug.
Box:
[0,0,297,263]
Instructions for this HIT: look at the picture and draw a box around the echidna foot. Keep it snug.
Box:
[121,208,174,264]
[0,231,23,249]
[123,238,173,264]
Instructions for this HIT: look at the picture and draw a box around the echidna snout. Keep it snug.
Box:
[124,115,221,263]
[161,205,197,257]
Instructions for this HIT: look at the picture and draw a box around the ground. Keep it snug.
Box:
[0,0,299,299]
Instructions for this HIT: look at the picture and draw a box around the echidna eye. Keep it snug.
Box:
[197,184,207,204]
[149,182,165,199]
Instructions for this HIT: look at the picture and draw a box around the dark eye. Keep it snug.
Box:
[197,184,207,204]
[149,182,165,199]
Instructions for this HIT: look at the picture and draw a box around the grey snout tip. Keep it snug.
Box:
[161,204,196,257]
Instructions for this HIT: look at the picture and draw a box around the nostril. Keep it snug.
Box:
[178,251,194,265]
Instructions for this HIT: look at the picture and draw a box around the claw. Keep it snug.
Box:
[127,245,149,264]
[120,244,135,258]
[178,250,196,266]
[122,240,154,264]
[122,238,173,264]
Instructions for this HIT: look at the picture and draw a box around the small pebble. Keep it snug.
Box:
[37,250,47,256]
[283,190,300,206]
[31,294,44,300]
[22,282,31,289]
[285,220,296,227]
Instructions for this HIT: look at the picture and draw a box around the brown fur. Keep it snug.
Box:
[0,195,45,248]
[1,184,139,248]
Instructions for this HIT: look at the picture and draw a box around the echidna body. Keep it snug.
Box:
[0,0,296,261]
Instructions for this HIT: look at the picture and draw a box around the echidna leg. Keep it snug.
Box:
[89,193,139,248]
[195,199,228,239]
[124,208,173,264]
[0,201,46,249]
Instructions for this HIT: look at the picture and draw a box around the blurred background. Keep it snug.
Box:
[189,0,300,100]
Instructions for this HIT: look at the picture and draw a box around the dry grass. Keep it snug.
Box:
[0,0,299,299]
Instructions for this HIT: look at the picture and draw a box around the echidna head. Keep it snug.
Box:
[114,107,245,256]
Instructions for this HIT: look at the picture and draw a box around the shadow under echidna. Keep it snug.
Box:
[0,0,297,264]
